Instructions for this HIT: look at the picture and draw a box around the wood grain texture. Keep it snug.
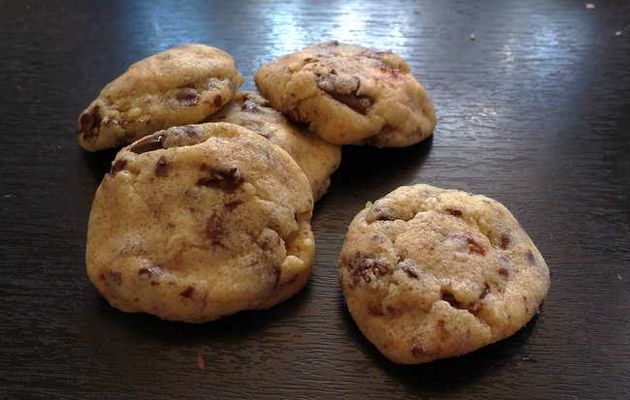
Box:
[1,0,629,398]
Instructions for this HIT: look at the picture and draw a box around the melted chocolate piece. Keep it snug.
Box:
[109,159,127,176]
[129,134,165,154]
[467,237,486,256]
[79,105,102,138]
[316,73,374,114]
[446,208,463,217]
[196,165,244,193]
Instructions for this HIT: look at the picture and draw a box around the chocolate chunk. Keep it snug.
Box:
[155,156,168,177]
[441,289,465,310]
[370,205,397,221]
[467,237,486,256]
[442,288,483,314]
[500,233,511,249]
[316,74,374,114]
[403,268,419,279]
[196,165,244,193]
[213,94,223,108]
[348,255,389,284]
[446,208,463,217]
[175,88,199,107]
[480,282,491,300]
[109,159,127,176]
[79,105,102,138]
[526,250,538,266]
[332,92,373,114]
[138,268,151,278]
[180,286,194,298]
[205,212,224,245]
[129,133,165,154]
[498,267,509,277]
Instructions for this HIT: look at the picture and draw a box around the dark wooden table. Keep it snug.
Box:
[2,0,629,398]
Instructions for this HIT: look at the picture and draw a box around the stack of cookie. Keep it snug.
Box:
[79,42,549,365]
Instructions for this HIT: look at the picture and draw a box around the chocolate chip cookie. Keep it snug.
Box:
[339,184,550,364]
[208,91,342,200]
[86,123,314,322]
[255,41,436,147]
[77,44,243,151]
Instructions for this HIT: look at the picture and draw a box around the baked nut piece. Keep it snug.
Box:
[255,41,436,147]
[86,123,314,322]
[209,91,341,201]
[339,184,550,364]
[77,44,243,151]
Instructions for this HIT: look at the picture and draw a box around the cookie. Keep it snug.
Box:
[209,91,342,200]
[339,184,550,364]
[77,44,243,151]
[255,41,436,147]
[86,122,314,322]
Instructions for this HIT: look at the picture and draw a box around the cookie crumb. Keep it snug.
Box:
[585,3,595,10]
[196,353,206,370]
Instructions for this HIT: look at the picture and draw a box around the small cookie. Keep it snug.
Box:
[86,123,314,322]
[78,44,243,151]
[255,41,436,147]
[209,91,341,200]
[339,184,550,364]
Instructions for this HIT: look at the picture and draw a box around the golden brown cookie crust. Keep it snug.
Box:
[209,91,341,200]
[255,41,436,147]
[339,184,550,364]
[86,123,314,322]
[78,44,243,151]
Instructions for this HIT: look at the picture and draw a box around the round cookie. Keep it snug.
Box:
[78,44,243,151]
[254,41,436,147]
[209,91,342,201]
[338,184,550,364]
[86,122,314,322]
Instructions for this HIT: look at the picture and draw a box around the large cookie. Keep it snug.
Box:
[255,41,436,147]
[209,91,341,201]
[77,44,243,151]
[339,184,550,364]
[86,123,314,322]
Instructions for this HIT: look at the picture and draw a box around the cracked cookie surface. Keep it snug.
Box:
[78,44,243,151]
[209,91,341,200]
[86,122,314,322]
[255,41,436,147]
[339,184,550,364]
